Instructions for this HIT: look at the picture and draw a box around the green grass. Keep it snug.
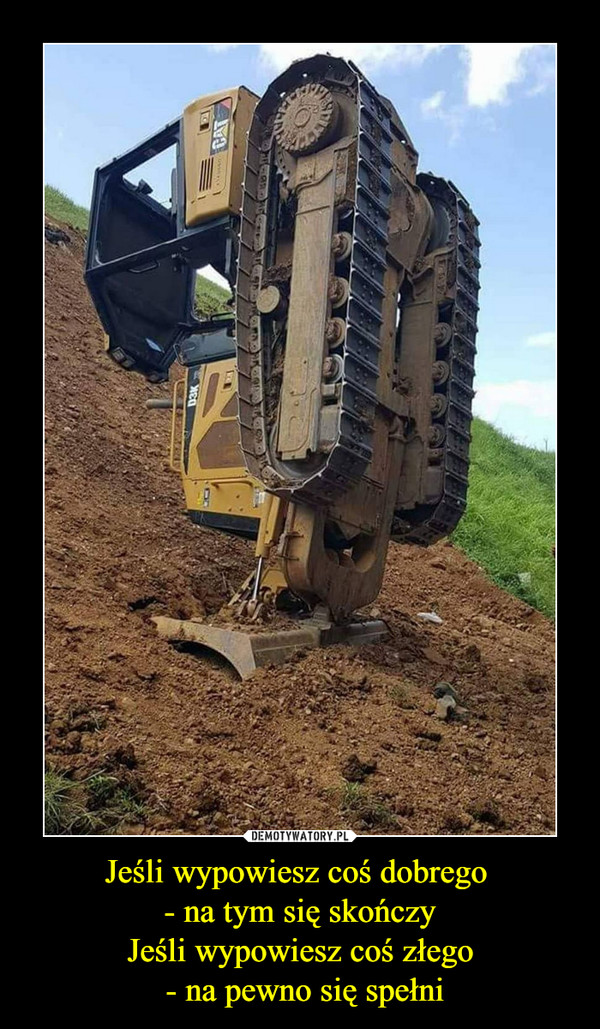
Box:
[45,769,77,834]
[339,781,397,829]
[45,188,555,617]
[45,185,90,232]
[193,276,231,318]
[45,769,148,835]
[44,770,102,834]
[453,418,555,617]
[44,184,230,317]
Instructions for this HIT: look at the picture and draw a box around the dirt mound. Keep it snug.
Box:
[44,223,555,835]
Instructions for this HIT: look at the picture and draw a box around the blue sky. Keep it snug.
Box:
[44,42,556,449]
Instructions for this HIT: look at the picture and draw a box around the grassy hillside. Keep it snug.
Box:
[45,185,90,232]
[45,186,555,616]
[44,185,231,317]
[193,274,231,318]
[453,418,555,617]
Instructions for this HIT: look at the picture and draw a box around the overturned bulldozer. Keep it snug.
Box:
[84,54,480,678]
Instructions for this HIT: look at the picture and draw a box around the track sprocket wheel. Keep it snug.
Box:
[274,83,337,155]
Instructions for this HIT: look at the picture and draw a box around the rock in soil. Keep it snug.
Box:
[434,695,456,721]
[341,754,377,783]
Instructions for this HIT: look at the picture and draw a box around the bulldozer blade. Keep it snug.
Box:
[152,615,389,680]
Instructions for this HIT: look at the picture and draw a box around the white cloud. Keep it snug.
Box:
[206,43,555,109]
[421,90,445,114]
[248,42,443,72]
[473,379,556,422]
[525,45,557,97]
[419,89,465,144]
[525,331,556,349]
[461,43,555,106]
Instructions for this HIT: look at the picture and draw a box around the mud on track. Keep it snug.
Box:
[44,223,555,835]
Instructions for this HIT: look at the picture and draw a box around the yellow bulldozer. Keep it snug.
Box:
[84,54,480,678]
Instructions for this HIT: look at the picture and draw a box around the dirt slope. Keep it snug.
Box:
[44,225,555,835]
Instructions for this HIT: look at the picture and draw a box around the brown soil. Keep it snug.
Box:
[44,223,555,836]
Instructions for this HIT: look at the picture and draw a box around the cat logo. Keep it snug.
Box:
[210,98,232,155]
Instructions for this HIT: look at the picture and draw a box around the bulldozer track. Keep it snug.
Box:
[236,56,393,508]
[237,57,480,545]
[398,176,481,544]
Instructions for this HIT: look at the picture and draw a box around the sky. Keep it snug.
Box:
[44,42,556,449]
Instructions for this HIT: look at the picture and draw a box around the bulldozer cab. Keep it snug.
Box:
[84,117,233,381]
